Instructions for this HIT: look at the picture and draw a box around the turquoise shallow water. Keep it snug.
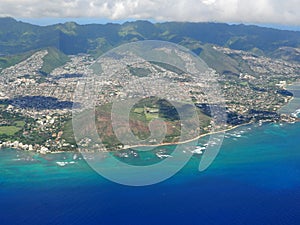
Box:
[279,82,300,115]
[1,122,300,225]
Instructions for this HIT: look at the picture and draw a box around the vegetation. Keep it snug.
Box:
[0,106,27,138]
[0,126,21,136]
[0,17,299,152]
[85,97,211,150]
[0,51,36,72]
[61,119,76,145]
[128,66,151,77]
[61,97,211,151]
[40,47,70,74]
[150,61,186,75]
[1,17,300,63]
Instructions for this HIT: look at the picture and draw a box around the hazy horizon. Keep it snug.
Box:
[5,17,299,32]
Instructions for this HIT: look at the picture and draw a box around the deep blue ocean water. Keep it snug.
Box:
[1,122,300,225]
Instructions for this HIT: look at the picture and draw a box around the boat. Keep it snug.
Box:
[156,152,173,159]
[191,146,206,154]
[56,161,76,167]
[56,161,68,167]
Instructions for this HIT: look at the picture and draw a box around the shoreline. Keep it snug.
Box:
[0,123,251,153]
[0,122,256,153]
[2,119,298,154]
[121,122,253,150]
[1,120,299,154]
[1,79,300,154]
[120,117,299,151]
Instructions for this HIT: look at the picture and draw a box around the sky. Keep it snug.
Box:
[0,0,300,29]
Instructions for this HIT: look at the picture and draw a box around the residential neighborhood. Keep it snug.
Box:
[0,46,299,152]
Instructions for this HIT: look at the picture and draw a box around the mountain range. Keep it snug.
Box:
[0,17,299,74]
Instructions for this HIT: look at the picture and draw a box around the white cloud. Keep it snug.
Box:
[202,0,216,5]
[0,0,299,25]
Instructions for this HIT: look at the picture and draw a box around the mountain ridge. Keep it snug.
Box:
[1,17,300,60]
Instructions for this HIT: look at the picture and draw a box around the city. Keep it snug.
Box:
[0,44,299,152]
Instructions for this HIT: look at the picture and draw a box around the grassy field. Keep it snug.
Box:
[145,111,159,121]
[133,108,144,114]
[0,126,21,135]
[14,121,26,127]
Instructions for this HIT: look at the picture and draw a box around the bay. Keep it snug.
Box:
[0,122,300,225]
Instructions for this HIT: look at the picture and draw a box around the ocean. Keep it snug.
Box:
[1,122,300,225]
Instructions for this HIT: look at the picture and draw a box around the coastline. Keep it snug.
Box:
[2,119,299,154]
[1,79,300,154]
[119,80,300,151]
[0,122,253,153]
[279,81,300,115]
[121,123,253,150]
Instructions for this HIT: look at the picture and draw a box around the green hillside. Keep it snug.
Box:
[40,47,69,74]
[0,51,36,72]
[0,47,69,74]
[1,17,300,63]
[199,44,254,76]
